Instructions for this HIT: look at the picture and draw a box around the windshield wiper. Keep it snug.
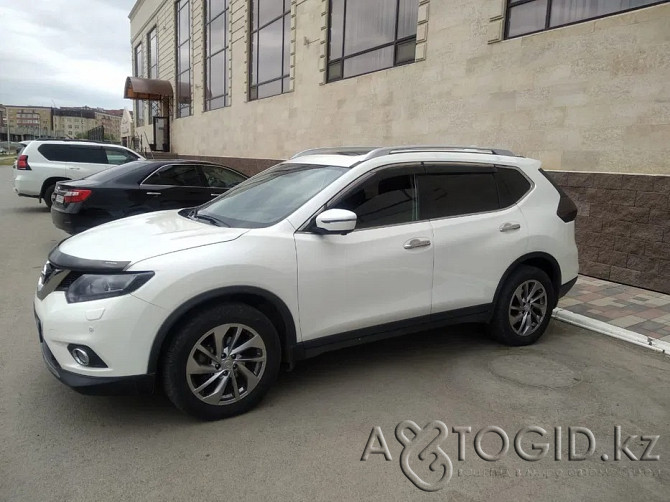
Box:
[190,209,230,227]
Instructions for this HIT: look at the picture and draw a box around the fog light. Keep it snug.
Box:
[71,347,90,366]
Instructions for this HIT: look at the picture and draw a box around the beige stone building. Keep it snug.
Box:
[128,0,670,174]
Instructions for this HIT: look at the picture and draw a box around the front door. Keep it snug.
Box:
[294,164,434,342]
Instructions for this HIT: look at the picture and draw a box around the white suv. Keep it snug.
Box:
[34,146,579,419]
[13,140,143,208]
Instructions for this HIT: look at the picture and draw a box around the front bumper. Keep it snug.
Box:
[40,338,154,395]
[34,288,167,382]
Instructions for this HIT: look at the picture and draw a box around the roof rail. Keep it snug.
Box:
[363,146,517,160]
[290,145,517,161]
[290,147,379,159]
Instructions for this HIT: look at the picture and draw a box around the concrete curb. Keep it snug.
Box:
[552,307,670,355]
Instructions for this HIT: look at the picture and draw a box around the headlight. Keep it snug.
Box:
[66,272,154,303]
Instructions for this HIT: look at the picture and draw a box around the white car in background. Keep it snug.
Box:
[13,140,143,208]
[34,146,579,420]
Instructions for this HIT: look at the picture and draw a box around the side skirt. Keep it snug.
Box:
[296,304,492,360]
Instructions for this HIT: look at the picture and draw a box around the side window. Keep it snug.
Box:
[418,172,499,219]
[105,147,138,166]
[332,168,418,229]
[201,165,246,188]
[143,164,205,186]
[38,144,107,164]
[496,167,531,207]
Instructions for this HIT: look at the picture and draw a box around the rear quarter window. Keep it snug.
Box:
[38,144,108,164]
[495,167,532,207]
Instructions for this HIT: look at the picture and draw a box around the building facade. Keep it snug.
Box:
[127,0,670,293]
[52,107,98,139]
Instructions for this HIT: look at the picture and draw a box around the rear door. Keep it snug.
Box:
[422,164,530,313]
[140,163,210,210]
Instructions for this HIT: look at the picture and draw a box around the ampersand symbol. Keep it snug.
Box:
[395,420,453,492]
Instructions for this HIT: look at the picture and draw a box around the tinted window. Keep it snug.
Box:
[496,167,531,207]
[144,165,205,186]
[418,173,499,219]
[85,161,154,183]
[201,164,246,188]
[38,144,108,164]
[333,170,417,229]
[105,147,138,165]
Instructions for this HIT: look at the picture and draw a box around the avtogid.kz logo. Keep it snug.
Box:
[361,422,661,492]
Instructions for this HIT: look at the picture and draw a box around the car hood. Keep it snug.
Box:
[55,210,248,267]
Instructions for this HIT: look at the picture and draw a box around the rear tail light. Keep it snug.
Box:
[539,169,578,222]
[17,155,30,170]
[63,189,92,204]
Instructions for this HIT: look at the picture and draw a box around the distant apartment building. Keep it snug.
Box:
[52,107,98,139]
[0,105,53,140]
[0,105,125,142]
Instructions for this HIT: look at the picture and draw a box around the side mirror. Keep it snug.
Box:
[315,209,357,234]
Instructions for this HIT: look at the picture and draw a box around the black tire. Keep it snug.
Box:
[43,184,56,210]
[162,303,281,420]
[489,265,555,346]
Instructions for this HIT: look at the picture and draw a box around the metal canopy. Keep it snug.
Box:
[124,77,173,101]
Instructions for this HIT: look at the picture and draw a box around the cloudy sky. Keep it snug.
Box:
[0,0,136,110]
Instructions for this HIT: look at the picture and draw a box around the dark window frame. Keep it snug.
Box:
[326,0,418,83]
[147,26,161,119]
[176,0,192,118]
[134,42,145,126]
[504,0,669,39]
[205,0,231,110]
[248,0,291,101]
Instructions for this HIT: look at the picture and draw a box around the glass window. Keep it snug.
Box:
[333,170,418,229]
[201,164,247,188]
[328,0,419,82]
[496,167,531,207]
[38,145,108,164]
[418,173,499,219]
[144,164,205,186]
[104,147,139,166]
[506,0,667,38]
[249,0,291,101]
[176,0,191,117]
[206,0,230,110]
[134,43,145,126]
[197,163,348,228]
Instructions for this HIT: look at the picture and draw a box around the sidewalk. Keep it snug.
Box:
[557,275,670,342]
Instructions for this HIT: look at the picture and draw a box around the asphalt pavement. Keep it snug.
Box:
[0,166,668,501]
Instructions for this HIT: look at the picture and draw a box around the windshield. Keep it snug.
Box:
[194,163,348,228]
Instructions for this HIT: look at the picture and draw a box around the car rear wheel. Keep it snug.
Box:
[43,184,56,210]
[162,303,281,420]
[489,266,555,346]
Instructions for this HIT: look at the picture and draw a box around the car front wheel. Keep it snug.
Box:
[489,266,555,346]
[162,303,281,420]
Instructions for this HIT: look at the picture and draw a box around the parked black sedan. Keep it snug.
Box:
[51,159,248,234]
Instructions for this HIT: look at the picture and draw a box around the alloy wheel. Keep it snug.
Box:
[508,280,548,336]
[186,323,267,405]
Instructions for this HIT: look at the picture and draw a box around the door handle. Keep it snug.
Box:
[404,238,431,250]
[145,192,162,196]
[500,222,521,232]
[210,193,220,197]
